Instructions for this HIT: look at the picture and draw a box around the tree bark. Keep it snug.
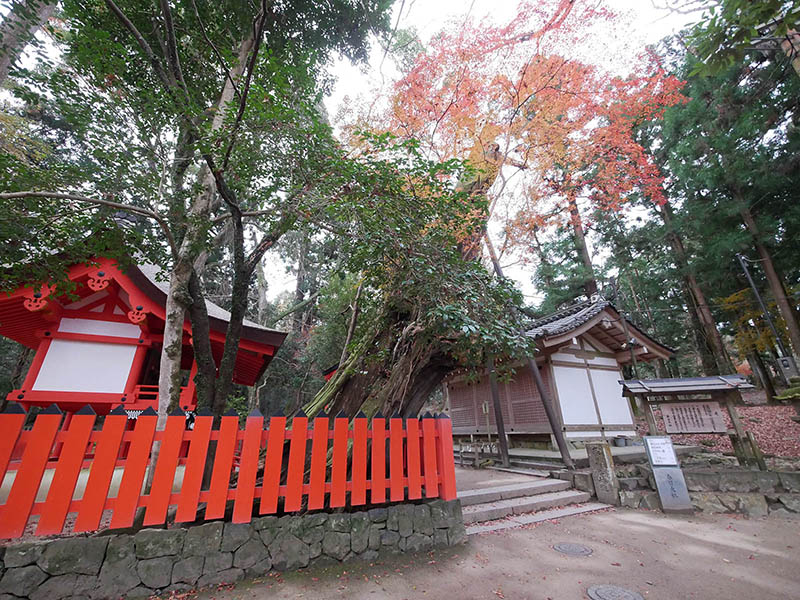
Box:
[686,288,719,375]
[339,278,364,367]
[530,228,555,289]
[0,0,56,85]
[187,269,217,410]
[657,202,733,374]
[212,211,249,419]
[1,344,33,412]
[292,233,310,334]
[304,307,457,420]
[486,355,510,467]
[567,196,598,297]
[738,200,800,361]
[211,212,297,415]
[154,35,255,426]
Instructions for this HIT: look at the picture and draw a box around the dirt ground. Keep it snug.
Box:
[182,509,800,600]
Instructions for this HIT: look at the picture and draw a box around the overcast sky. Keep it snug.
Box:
[325,0,698,116]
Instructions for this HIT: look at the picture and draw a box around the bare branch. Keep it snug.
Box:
[189,0,240,98]
[104,0,172,90]
[158,0,190,98]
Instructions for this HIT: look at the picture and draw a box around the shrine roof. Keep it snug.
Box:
[525,299,611,338]
[621,375,754,396]
[524,299,674,363]
[132,263,285,347]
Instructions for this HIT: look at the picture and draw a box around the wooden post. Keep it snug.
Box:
[644,399,659,435]
[486,355,510,467]
[728,433,749,467]
[746,431,768,471]
[526,356,575,469]
[725,394,755,466]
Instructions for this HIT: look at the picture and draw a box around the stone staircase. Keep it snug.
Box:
[458,477,609,535]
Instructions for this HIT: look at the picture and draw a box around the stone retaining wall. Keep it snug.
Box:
[615,464,800,517]
[0,499,465,599]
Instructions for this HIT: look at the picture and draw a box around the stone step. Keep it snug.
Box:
[462,489,592,524]
[509,456,572,470]
[488,466,554,478]
[457,479,571,507]
[466,502,611,535]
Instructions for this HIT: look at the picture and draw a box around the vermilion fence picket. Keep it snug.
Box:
[0,403,457,539]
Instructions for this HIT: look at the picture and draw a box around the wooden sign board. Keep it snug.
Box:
[661,402,726,434]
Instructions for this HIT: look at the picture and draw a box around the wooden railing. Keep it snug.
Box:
[0,403,457,539]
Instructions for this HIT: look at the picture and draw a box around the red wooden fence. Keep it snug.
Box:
[0,404,457,539]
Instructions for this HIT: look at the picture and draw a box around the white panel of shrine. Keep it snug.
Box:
[32,339,137,393]
[552,365,598,426]
[590,368,634,427]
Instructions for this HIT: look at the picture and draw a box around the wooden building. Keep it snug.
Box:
[1,257,286,416]
[445,300,672,441]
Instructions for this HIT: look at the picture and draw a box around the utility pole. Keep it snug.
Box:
[736,253,799,382]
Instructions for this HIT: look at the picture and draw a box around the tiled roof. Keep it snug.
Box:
[525,299,611,339]
[137,263,269,332]
[621,375,753,395]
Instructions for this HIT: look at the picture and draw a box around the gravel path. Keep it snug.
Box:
[176,508,800,600]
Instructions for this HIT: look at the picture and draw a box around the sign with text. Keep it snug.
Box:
[662,402,726,434]
[643,436,693,514]
[644,436,678,466]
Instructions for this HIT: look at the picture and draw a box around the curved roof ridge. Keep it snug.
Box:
[526,299,610,338]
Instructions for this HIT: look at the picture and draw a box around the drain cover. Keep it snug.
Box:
[553,542,593,556]
[587,585,644,600]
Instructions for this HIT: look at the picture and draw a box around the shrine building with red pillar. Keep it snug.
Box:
[1,257,286,417]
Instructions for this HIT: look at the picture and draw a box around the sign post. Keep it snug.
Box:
[643,436,693,514]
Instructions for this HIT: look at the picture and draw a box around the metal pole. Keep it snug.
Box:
[736,253,797,367]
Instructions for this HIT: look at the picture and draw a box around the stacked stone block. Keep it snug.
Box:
[0,499,465,599]
[614,464,800,518]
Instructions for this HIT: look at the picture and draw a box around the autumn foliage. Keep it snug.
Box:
[348,0,686,259]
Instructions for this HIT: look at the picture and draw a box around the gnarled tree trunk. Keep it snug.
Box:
[305,307,456,418]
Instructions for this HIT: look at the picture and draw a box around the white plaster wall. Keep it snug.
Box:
[32,340,137,393]
[584,355,619,367]
[551,352,584,364]
[590,368,634,426]
[552,365,598,425]
[58,317,141,338]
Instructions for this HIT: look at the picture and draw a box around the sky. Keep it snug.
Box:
[265,0,699,303]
